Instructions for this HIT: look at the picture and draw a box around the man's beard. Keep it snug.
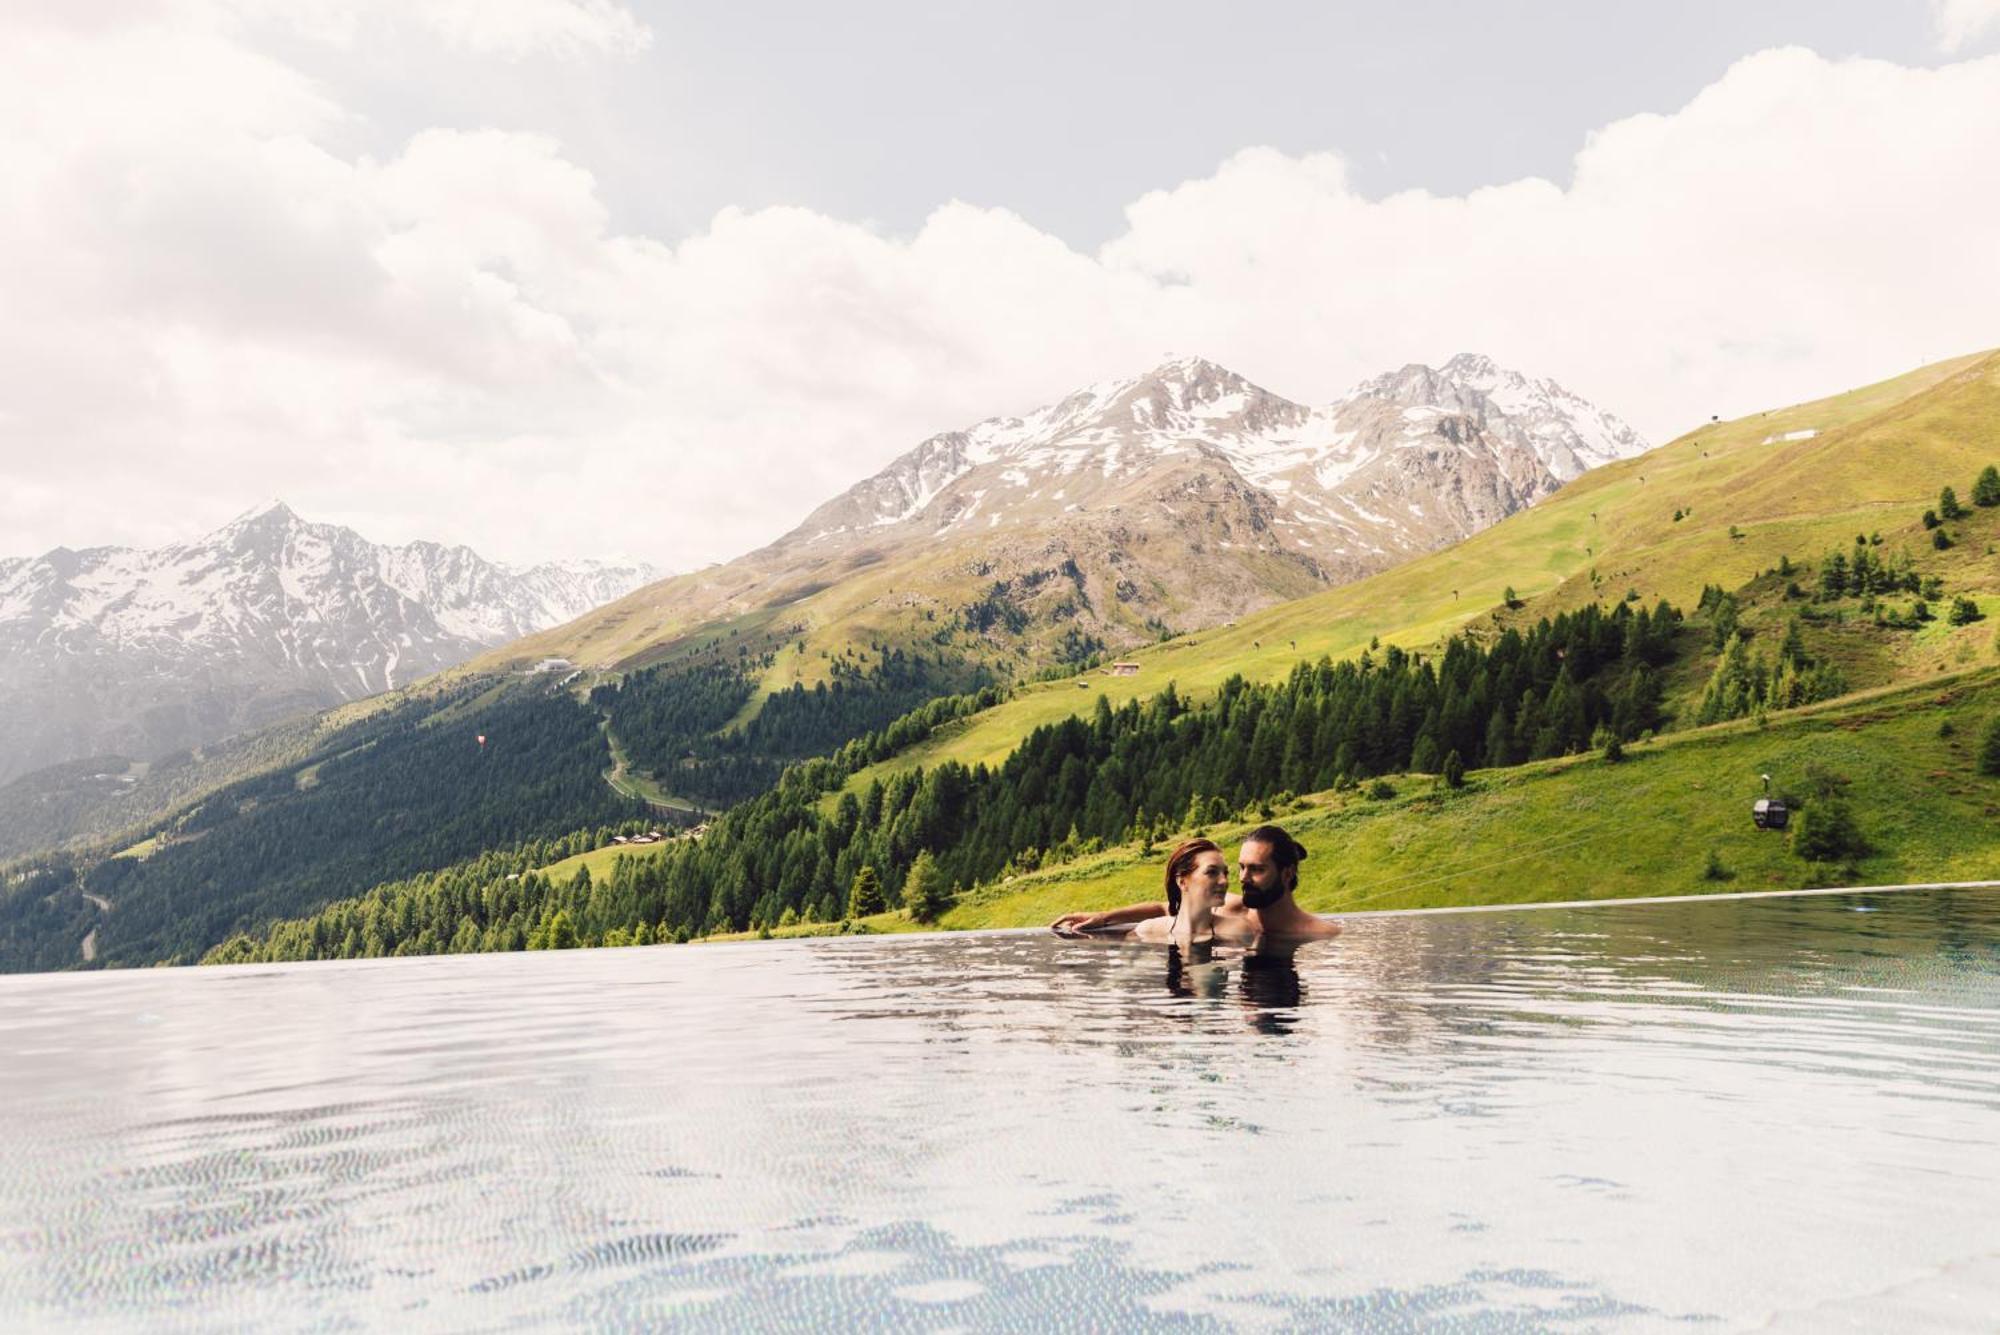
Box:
[1240,881,1286,911]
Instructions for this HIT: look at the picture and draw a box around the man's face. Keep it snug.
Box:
[1237,841,1290,911]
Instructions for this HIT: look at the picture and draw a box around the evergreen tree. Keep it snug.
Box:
[902,850,951,922]
[847,865,885,918]
[1940,485,1966,520]
[1973,465,2000,508]
[1440,750,1466,789]
[1981,717,2000,778]
[1779,617,1807,668]
[1792,799,1865,863]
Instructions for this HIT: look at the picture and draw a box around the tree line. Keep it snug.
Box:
[597,647,991,806]
[207,602,1680,962]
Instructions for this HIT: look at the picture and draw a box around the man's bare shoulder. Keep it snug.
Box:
[1257,913,1342,940]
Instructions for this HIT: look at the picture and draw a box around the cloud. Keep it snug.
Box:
[2,19,1997,573]
[1933,0,2000,51]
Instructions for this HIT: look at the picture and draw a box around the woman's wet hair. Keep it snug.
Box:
[1242,825,1307,884]
[1162,838,1222,917]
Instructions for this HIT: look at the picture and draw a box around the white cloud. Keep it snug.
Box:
[1933,0,2000,51]
[1,19,1997,573]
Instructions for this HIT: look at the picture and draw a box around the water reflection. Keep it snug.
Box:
[1238,940,1306,1034]
[1,887,1998,1329]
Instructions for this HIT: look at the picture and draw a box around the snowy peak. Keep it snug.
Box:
[790,353,1647,552]
[1100,358,1310,442]
[1349,353,1649,480]
[0,508,661,783]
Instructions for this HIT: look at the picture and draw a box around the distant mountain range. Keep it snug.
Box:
[792,351,1643,564]
[0,503,657,783]
[489,352,1648,673]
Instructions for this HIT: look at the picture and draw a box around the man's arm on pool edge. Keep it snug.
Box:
[1050,902,1168,935]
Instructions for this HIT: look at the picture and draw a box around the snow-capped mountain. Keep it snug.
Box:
[781,352,1647,571]
[508,353,1646,677]
[0,503,657,783]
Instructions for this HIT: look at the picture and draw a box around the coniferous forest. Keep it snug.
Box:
[598,648,991,805]
[5,685,636,970]
[208,601,1680,963]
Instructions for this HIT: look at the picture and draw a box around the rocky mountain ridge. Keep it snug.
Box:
[786,353,1647,567]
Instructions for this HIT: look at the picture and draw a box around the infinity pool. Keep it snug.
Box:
[4,886,1999,1330]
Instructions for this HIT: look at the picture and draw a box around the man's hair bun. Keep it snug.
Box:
[1244,824,1305,871]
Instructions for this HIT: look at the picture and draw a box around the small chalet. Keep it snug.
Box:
[1105,661,1141,677]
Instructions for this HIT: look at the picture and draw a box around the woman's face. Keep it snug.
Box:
[1179,850,1229,905]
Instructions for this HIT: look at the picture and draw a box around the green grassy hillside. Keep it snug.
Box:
[928,666,2000,930]
[846,351,2000,788]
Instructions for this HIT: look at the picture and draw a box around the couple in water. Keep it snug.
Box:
[1049,824,1341,947]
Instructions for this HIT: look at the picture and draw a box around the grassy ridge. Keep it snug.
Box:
[533,839,672,885]
[927,665,2000,930]
[845,350,2000,790]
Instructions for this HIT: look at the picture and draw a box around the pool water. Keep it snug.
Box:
[4,886,1999,1330]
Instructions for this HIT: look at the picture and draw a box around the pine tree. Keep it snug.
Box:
[902,851,951,923]
[1940,485,1966,520]
[1779,617,1807,668]
[1792,799,1865,863]
[1440,749,1466,789]
[847,865,885,918]
[1476,707,1508,767]
[1980,717,2000,778]
[1974,465,2000,508]
[1184,792,1208,832]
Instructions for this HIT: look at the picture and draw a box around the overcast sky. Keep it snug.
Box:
[5,1,1999,569]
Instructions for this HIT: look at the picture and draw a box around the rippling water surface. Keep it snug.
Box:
[4,886,2000,1330]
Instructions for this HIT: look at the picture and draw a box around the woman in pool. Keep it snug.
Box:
[1132,838,1230,946]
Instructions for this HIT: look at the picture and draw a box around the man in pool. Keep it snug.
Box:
[1049,824,1341,941]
